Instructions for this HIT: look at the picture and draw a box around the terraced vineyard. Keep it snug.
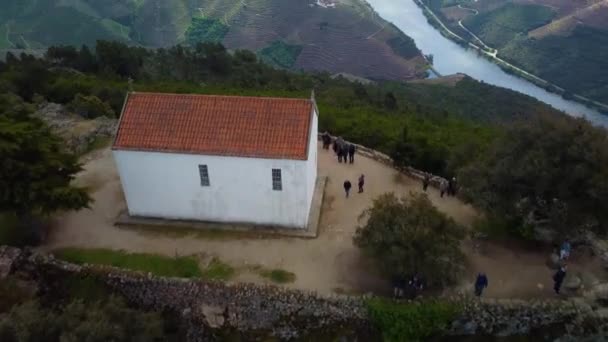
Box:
[0,0,426,81]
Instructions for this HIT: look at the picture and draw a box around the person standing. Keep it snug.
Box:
[358,174,365,193]
[553,265,567,294]
[321,131,331,149]
[474,273,489,297]
[440,179,449,198]
[343,180,352,198]
[422,173,430,192]
[348,144,356,164]
[560,241,572,261]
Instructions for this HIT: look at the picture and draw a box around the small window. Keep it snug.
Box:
[272,169,282,191]
[199,165,210,186]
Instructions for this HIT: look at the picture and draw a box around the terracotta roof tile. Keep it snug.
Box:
[113,92,314,160]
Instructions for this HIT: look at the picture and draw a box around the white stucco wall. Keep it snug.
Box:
[305,107,318,216]
[113,140,316,228]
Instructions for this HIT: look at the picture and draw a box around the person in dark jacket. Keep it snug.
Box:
[422,173,430,192]
[343,180,352,198]
[553,265,567,294]
[474,273,489,297]
[321,131,331,149]
[358,174,365,193]
[348,144,356,164]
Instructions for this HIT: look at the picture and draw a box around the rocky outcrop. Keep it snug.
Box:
[3,246,608,340]
[33,102,117,155]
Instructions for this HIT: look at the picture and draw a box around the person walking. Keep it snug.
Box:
[560,241,572,261]
[358,174,365,193]
[343,180,352,198]
[440,179,449,198]
[348,144,356,164]
[422,173,430,192]
[474,273,489,297]
[321,131,331,150]
[553,265,567,294]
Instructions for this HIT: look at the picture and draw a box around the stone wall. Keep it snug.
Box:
[2,246,608,340]
[318,133,447,188]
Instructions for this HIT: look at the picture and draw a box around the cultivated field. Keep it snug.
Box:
[1,0,426,81]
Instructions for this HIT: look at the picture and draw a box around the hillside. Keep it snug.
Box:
[425,0,608,105]
[0,0,427,81]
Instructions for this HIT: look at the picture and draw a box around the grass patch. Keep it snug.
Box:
[200,257,235,280]
[83,135,112,155]
[54,248,202,278]
[258,41,303,69]
[259,269,296,284]
[366,298,461,342]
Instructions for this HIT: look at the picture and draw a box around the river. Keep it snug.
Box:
[365,0,608,127]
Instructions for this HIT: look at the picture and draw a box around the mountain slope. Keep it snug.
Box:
[0,0,427,81]
[428,0,608,105]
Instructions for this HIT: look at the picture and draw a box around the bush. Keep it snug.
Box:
[0,296,165,342]
[68,93,114,118]
[354,193,465,288]
[54,248,202,278]
[366,298,461,342]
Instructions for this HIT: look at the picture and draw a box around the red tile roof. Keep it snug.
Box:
[113,92,314,160]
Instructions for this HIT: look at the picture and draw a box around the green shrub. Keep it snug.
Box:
[54,248,202,278]
[68,93,115,118]
[200,257,235,280]
[366,298,460,342]
[260,269,296,284]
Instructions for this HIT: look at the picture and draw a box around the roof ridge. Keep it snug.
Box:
[130,91,311,102]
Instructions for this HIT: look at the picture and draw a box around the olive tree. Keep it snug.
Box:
[354,193,465,288]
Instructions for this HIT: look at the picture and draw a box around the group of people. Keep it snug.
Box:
[322,132,365,198]
[439,177,458,198]
[474,240,575,297]
[343,175,365,197]
[322,132,356,164]
[393,274,425,299]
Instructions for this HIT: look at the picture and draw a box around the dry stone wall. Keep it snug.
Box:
[2,246,608,340]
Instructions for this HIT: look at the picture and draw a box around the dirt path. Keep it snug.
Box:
[45,145,605,298]
[44,146,477,295]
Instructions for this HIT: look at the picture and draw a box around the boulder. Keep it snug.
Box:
[201,305,226,328]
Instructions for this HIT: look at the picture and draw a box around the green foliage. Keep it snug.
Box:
[387,25,420,59]
[464,3,555,49]
[185,17,229,45]
[259,269,296,284]
[501,25,608,104]
[258,41,303,69]
[459,113,608,236]
[366,297,460,342]
[354,193,465,288]
[0,296,165,342]
[69,93,115,118]
[0,93,91,217]
[201,257,235,280]
[54,248,203,278]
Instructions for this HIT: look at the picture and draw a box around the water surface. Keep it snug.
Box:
[365,0,608,126]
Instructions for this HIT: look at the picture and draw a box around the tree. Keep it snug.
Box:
[354,193,465,288]
[458,113,608,237]
[0,94,91,219]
